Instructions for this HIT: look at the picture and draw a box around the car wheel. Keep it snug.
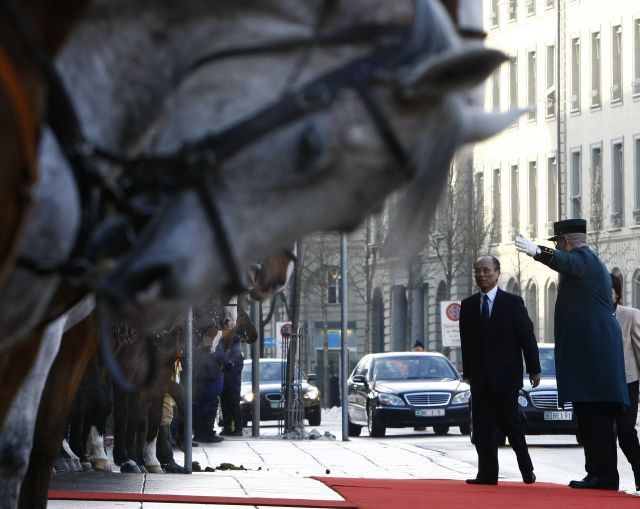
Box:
[306,407,321,427]
[433,425,449,435]
[459,422,471,435]
[367,405,386,438]
[576,431,582,445]
[348,420,362,437]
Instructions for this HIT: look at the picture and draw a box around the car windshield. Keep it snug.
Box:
[372,356,458,381]
[242,361,305,383]
[538,348,556,377]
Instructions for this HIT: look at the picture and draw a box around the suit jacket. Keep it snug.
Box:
[615,304,640,384]
[460,287,540,393]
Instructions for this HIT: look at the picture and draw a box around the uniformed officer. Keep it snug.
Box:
[516,218,628,490]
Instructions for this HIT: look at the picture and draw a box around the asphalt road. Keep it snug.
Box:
[256,407,639,492]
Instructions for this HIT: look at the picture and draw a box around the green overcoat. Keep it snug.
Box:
[547,246,628,406]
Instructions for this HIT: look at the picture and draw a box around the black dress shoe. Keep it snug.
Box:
[522,472,536,484]
[466,478,498,485]
[569,476,618,490]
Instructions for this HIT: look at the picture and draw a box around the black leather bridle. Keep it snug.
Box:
[3,0,435,294]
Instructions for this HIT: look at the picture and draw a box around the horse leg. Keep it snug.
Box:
[0,321,64,509]
[17,313,98,509]
[0,332,44,427]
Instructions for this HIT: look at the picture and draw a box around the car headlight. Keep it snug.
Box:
[377,393,405,406]
[303,387,319,400]
[518,394,528,407]
[452,390,470,405]
[242,391,254,403]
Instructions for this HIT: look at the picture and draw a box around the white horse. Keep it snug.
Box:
[89,0,519,329]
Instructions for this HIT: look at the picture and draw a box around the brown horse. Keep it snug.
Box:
[0,0,87,291]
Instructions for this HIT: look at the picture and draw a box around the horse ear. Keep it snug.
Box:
[399,47,508,98]
[460,107,528,143]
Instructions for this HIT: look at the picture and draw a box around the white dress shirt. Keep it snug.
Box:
[480,286,499,318]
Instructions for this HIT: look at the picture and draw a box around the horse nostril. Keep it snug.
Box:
[127,264,173,304]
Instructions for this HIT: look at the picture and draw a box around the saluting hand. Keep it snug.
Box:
[515,234,540,257]
[530,373,541,388]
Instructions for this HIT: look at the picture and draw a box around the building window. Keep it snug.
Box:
[492,169,502,243]
[547,157,558,229]
[327,269,341,304]
[545,282,557,342]
[612,25,623,103]
[510,56,518,111]
[571,150,582,219]
[612,141,624,227]
[546,0,556,9]
[590,32,601,108]
[492,67,501,112]
[508,0,517,22]
[590,145,603,230]
[635,137,640,223]
[511,165,519,235]
[526,0,536,17]
[634,19,640,96]
[525,282,538,336]
[490,0,499,28]
[571,37,581,112]
[527,50,537,121]
[529,161,538,238]
[546,44,556,118]
[475,172,485,219]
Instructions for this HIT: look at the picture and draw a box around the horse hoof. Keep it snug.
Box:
[146,464,164,474]
[54,458,70,472]
[162,462,186,474]
[120,460,141,474]
[81,462,93,472]
[137,464,148,474]
[91,458,111,472]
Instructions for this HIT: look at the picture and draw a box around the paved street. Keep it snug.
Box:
[176,407,639,491]
[49,408,640,507]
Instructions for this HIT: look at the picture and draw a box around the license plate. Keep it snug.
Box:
[415,409,445,417]
[544,410,572,421]
[269,400,284,409]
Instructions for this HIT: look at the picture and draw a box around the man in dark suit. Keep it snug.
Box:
[460,255,541,485]
[516,219,628,490]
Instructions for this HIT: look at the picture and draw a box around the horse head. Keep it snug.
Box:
[247,248,296,302]
[45,0,516,329]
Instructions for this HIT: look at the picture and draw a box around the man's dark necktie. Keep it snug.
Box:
[482,294,490,329]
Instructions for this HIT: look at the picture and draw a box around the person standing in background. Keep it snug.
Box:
[610,273,640,491]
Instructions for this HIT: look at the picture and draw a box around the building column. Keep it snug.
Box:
[390,285,407,351]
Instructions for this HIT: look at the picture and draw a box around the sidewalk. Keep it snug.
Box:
[49,428,478,508]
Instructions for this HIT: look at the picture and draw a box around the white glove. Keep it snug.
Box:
[515,234,540,257]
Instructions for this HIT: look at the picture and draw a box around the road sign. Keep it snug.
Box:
[440,301,461,347]
[280,322,293,337]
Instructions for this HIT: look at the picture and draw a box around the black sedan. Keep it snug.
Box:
[515,343,578,439]
[347,352,470,437]
[239,359,322,427]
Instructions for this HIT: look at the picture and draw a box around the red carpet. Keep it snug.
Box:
[313,478,640,508]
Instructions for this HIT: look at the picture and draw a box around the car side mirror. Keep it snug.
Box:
[307,373,317,382]
[351,374,367,384]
